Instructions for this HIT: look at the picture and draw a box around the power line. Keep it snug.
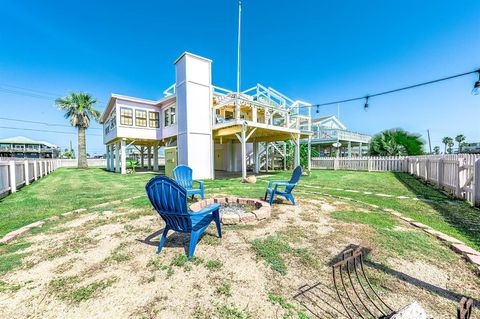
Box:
[307,69,480,108]
[0,126,103,136]
[0,116,102,130]
[0,83,107,104]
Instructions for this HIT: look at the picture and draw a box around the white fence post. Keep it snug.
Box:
[474,158,480,207]
[24,160,29,185]
[8,160,16,193]
[34,160,38,180]
[437,158,443,188]
[39,161,44,177]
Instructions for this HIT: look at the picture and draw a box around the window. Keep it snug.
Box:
[164,108,170,127]
[135,109,147,127]
[120,107,133,126]
[149,111,159,128]
[169,106,176,125]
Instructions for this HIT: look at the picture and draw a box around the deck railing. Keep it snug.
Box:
[311,154,480,207]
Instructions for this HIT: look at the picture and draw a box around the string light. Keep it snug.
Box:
[305,69,480,111]
[363,96,369,111]
[473,70,480,95]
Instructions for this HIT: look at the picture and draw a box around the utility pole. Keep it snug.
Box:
[427,129,432,154]
[236,0,242,94]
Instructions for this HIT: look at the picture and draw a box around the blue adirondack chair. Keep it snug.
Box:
[264,166,303,206]
[173,165,205,200]
[145,175,221,259]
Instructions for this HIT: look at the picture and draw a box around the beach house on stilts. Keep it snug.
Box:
[101,52,313,179]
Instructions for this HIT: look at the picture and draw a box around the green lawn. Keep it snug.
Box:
[1,167,479,251]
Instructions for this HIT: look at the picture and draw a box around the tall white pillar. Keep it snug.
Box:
[115,141,120,173]
[24,160,29,185]
[120,139,126,175]
[241,126,247,180]
[153,142,159,171]
[175,52,214,179]
[147,146,152,170]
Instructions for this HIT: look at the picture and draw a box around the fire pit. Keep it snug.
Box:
[190,197,271,225]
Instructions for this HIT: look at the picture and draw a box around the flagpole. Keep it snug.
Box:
[236,0,242,94]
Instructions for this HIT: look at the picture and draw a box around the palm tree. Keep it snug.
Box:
[369,128,424,156]
[447,141,455,154]
[56,93,100,168]
[455,134,466,153]
[433,146,440,155]
[442,137,453,154]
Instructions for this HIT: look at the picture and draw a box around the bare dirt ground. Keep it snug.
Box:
[0,194,479,318]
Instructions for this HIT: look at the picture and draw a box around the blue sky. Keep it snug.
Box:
[0,0,479,154]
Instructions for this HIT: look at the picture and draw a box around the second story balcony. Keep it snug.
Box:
[311,128,371,144]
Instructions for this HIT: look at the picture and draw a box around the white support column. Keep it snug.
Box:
[175,52,214,179]
[153,142,159,171]
[241,126,247,180]
[120,139,126,175]
[147,146,152,170]
[348,141,352,158]
[106,145,110,171]
[265,142,269,172]
[110,144,115,171]
[294,135,300,168]
[140,147,145,168]
[8,160,16,193]
[24,160,29,185]
[253,142,259,174]
[115,142,120,173]
[307,136,312,171]
[33,160,38,180]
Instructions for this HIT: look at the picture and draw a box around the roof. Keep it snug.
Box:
[0,136,58,147]
[312,115,347,130]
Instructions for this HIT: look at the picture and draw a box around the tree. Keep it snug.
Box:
[447,141,454,154]
[56,93,100,168]
[369,128,424,156]
[455,134,466,153]
[284,142,319,170]
[433,146,440,155]
[442,137,453,154]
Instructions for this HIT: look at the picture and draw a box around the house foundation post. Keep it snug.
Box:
[147,146,152,170]
[253,141,259,174]
[294,135,300,168]
[115,141,120,173]
[241,126,247,180]
[307,136,312,171]
[153,142,159,171]
[120,139,126,175]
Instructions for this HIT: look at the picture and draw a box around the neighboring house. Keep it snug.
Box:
[0,136,59,159]
[310,116,371,157]
[101,52,313,179]
[462,142,480,154]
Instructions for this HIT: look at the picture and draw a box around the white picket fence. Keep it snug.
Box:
[0,158,107,198]
[311,154,480,207]
[0,159,60,198]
